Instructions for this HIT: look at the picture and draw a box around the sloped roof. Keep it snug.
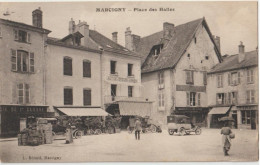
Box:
[89,30,140,58]
[138,18,222,73]
[209,50,258,74]
[60,31,84,41]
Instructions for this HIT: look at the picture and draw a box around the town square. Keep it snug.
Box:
[0,1,258,162]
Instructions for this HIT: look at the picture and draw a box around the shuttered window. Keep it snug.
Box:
[246,90,255,104]
[64,57,72,76]
[64,88,73,105]
[217,74,223,88]
[186,92,190,106]
[186,71,194,84]
[11,49,17,71]
[83,60,91,78]
[128,86,133,97]
[128,64,133,76]
[83,89,91,106]
[247,69,254,84]
[29,52,34,72]
[110,61,117,74]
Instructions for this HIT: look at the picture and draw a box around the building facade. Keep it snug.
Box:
[207,42,258,129]
[129,18,222,125]
[0,8,52,136]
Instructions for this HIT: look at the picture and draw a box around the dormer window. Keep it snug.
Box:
[205,56,209,60]
[151,44,163,58]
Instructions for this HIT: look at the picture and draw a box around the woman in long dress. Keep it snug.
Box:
[220,121,232,156]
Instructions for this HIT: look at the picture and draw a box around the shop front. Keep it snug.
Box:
[207,106,231,128]
[173,107,209,127]
[0,105,52,137]
[236,105,258,130]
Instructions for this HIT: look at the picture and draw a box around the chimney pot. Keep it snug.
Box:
[163,22,175,39]
[238,41,245,63]
[112,32,118,43]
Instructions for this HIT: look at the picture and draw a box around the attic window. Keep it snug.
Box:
[205,56,209,60]
[106,45,112,48]
[187,54,190,58]
[194,37,197,44]
[151,44,164,58]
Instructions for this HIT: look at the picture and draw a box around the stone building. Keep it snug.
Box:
[0,8,52,136]
[127,18,222,125]
[207,42,258,129]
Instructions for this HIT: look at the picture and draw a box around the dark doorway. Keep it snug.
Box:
[232,114,237,129]
[251,111,256,130]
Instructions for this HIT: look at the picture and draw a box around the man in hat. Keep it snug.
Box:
[221,121,232,156]
[134,117,142,140]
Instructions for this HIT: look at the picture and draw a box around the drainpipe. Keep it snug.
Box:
[43,34,47,106]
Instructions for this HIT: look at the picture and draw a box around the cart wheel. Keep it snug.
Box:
[179,128,185,136]
[150,125,157,133]
[168,130,174,135]
[195,128,202,135]
[74,131,82,139]
[127,126,132,134]
[94,129,102,135]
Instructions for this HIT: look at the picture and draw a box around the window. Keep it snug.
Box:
[190,92,196,106]
[128,86,133,97]
[216,93,225,105]
[247,69,254,84]
[83,89,91,106]
[74,36,81,46]
[217,74,223,88]
[246,90,255,104]
[158,71,164,89]
[203,72,207,85]
[111,84,117,101]
[17,83,30,104]
[110,61,117,74]
[83,60,91,78]
[11,50,34,73]
[64,57,72,76]
[194,37,197,44]
[128,64,133,76]
[14,29,31,43]
[197,93,201,106]
[228,72,240,85]
[158,90,165,108]
[64,87,73,105]
[205,56,209,60]
[227,92,238,104]
[242,110,251,124]
[186,71,194,84]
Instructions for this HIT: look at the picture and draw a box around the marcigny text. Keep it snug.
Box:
[96,7,175,12]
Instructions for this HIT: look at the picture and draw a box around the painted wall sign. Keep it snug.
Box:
[107,75,137,83]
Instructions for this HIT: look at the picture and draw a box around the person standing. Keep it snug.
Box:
[134,118,142,140]
[221,121,232,156]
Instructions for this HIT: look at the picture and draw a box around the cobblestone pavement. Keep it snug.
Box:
[0,128,258,162]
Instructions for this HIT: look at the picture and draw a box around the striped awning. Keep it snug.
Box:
[57,107,110,116]
[208,107,230,115]
[118,101,152,117]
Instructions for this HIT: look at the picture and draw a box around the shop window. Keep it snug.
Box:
[246,90,255,104]
[110,60,117,75]
[128,86,133,97]
[17,83,30,104]
[64,87,73,105]
[217,74,223,88]
[128,63,133,76]
[247,69,254,84]
[158,71,164,89]
[64,57,72,76]
[11,50,34,73]
[83,60,91,78]
[216,93,225,105]
[242,110,251,124]
[14,29,31,43]
[186,70,194,84]
[83,89,91,106]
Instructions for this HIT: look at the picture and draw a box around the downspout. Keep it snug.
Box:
[43,34,46,106]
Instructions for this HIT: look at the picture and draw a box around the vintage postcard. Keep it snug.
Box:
[0,1,258,163]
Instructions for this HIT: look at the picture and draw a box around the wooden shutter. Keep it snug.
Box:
[197,93,201,106]
[203,72,207,85]
[246,91,250,103]
[228,73,231,85]
[224,93,227,105]
[27,33,31,43]
[237,72,241,84]
[29,52,34,72]
[14,29,18,40]
[25,84,30,104]
[83,89,91,106]
[83,60,91,77]
[186,92,190,106]
[11,49,17,71]
[18,83,24,104]
[191,71,194,84]
[251,90,255,103]
[251,70,254,83]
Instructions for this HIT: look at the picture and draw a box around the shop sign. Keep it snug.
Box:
[175,107,208,111]
[0,105,47,113]
[238,106,258,111]
[107,75,137,83]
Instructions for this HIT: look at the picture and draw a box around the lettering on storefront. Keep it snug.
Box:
[175,107,208,111]
[107,75,137,83]
[0,106,47,113]
[238,106,257,111]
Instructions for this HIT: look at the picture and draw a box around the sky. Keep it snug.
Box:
[0,1,257,55]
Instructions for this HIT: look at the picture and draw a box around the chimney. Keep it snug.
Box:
[69,18,75,34]
[125,27,133,50]
[75,21,89,46]
[32,7,42,28]
[112,32,118,43]
[213,35,221,54]
[163,22,175,39]
[238,41,245,63]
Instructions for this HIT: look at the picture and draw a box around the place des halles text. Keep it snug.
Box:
[96,8,175,12]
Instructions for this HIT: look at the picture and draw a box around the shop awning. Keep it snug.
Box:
[57,108,110,116]
[118,101,152,117]
[208,107,230,115]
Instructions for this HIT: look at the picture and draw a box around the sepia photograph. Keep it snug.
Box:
[0,1,258,163]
